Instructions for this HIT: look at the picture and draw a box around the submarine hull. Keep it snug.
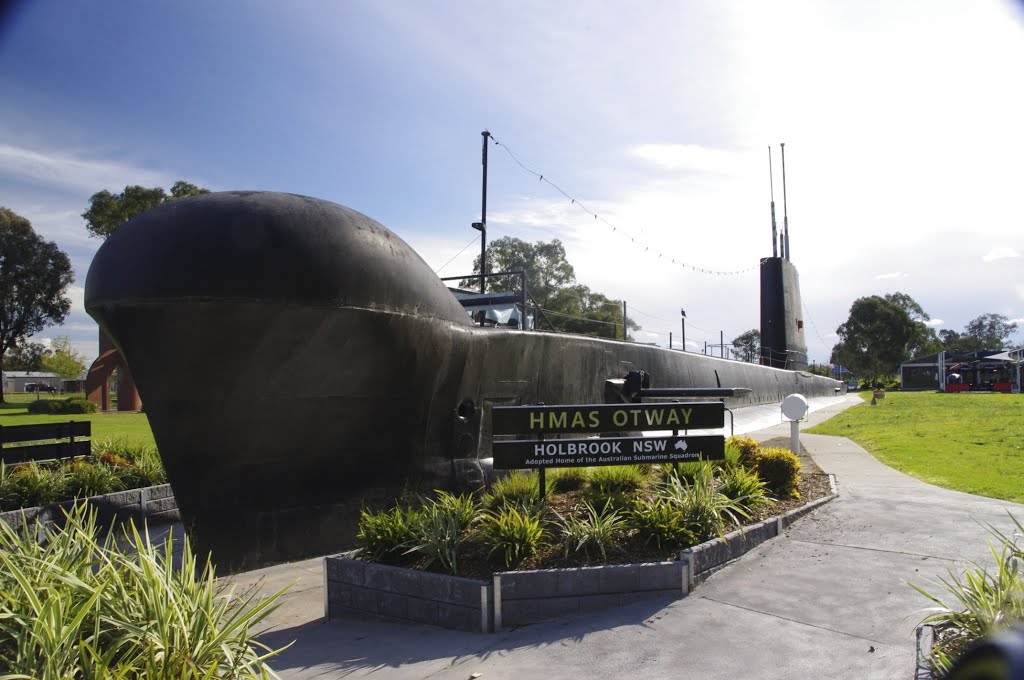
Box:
[86,192,842,570]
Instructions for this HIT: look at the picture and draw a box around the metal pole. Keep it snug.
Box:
[480,130,490,294]
[769,146,778,258]
[680,309,686,352]
[781,142,790,261]
[669,332,673,349]
[720,331,724,358]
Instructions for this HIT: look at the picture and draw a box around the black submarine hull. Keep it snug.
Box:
[85,192,842,570]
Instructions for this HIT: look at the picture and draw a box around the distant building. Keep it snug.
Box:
[900,349,1022,392]
[1,371,60,393]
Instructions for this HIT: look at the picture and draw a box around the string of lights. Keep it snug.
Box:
[802,301,832,356]
[489,132,759,277]
[538,306,620,327]
[434,234,483,275]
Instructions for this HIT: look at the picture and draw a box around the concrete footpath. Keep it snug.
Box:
[234,395,1024,680]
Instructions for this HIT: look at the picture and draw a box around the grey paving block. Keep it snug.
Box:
[597,564,640,592]
[556,566,603,596]
[329,557,366,586]
[435,603,481,631]
[498,569,559,600]
[376,591,410,620]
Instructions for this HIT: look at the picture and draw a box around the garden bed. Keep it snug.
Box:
[328,436,840,632]
[326,472,837,632]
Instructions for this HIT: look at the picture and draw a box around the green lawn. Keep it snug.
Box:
[807,390,1024,503]
[0,393,156,449]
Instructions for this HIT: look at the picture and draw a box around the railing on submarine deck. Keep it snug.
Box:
[606,370,751,437]
[443,270,557,330]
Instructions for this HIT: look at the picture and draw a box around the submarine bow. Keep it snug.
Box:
[86,191,842,570]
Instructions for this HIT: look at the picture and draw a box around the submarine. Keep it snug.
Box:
[85,191,841,570]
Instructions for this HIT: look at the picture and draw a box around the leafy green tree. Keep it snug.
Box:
[963,313,1017,351]
[41,336,86,387]
[730,329,760,363]
[460,236,638,339]
[830,292,938,383]
[1,339,49,372]
[82,180,208,238]
[0,208,74,402]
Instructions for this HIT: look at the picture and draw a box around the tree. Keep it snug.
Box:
[731,329,760,363]
[0,208,74,402]
[962,313,1017,351]
[82,180,208,238]
[829,292,938,384]
[1,339,49,372]
[41,336,86,388]
[460,236,638,339]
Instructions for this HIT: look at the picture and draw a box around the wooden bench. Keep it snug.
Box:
[0,421,91,465]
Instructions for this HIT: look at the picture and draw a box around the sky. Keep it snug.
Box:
[1,0,1023,367]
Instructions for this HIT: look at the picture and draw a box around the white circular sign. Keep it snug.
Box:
[781,393,809,421]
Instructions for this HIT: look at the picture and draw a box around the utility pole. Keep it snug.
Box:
[472,130,491,294]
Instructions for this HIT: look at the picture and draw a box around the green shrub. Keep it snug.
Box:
[0,462,65,510]
[405,491,478,574]
[0,503,289,678]
[62,397,99,414]
[357,505,420,564]
[548,466,587,492]
[555,500,626,561]
[65,460,123,499]
[718,464,775,512]
[727,435,761,468]
[753,447,802,499]
[25,398,64,415]
[24,397,98,415]
[628,497,696,550]
[479,504,545,568]
[484,470,541,510]
[665,460,705,482]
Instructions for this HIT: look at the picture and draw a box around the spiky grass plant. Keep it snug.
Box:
[555,500,626,561]
[0,502,290,678]
[659,463,749,542]
[588,465,648,494]
[484,470,542,510]
[479,504,546,568]
[548,466,587,492]
[628,497,696,550]
[718,464,775,513]
[356,505,421,564]
[911,513,1024,675]
[65,459,123,499]
[405,491,478,575]
[0,461,66,511]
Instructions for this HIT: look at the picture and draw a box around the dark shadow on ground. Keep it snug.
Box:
[260,595,676,678]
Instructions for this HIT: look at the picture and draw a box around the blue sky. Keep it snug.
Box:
[2,0,1023,365]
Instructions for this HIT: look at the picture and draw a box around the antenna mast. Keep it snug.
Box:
[769,146,778,258]
[780,142,790,261]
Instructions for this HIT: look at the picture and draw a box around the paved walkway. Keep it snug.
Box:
[235,395,1023,680]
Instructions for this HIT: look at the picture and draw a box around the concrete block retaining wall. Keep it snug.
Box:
[494,561,684,629]
[0,484,179,536]
[325,477,838,632]
[325,557,492,633]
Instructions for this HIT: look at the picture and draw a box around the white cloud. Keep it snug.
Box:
[628,144,742,175]
[0,143,174,195]
[981,247,1021,262]
[925,319,945,327]
[875,272,909,280]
